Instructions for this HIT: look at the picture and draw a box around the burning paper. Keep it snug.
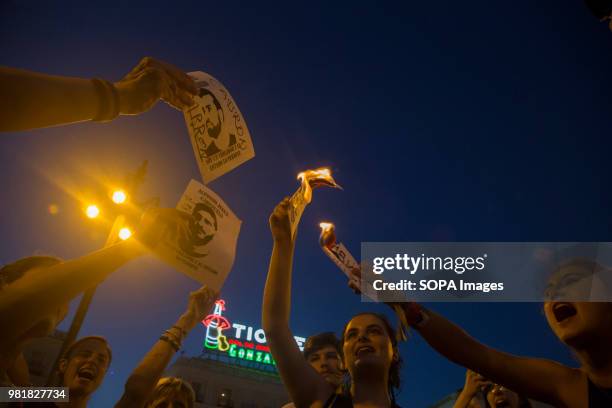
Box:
[154,179,242,291]
[318,222,377,301]
[288,168,341,237]
[184,71,255,184]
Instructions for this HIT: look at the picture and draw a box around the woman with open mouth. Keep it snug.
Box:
[263,198,404,407]
[379,259,612,408]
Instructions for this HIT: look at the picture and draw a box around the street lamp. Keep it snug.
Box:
[47,161,151,386]
[112,189,127,204]
[85,204,100,219]
[118,227,132,240]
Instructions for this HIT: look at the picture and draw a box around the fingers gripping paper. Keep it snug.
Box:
[288,168,341,237]
[184,71,255,183]
[319,223,379,301]
[155,179,241,291]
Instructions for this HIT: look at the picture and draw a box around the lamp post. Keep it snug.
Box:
[46,161,151,386]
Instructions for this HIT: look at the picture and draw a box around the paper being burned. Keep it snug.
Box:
[288,168,341,237]
[184,71,255,183]
[154,179,241,291]
[318,222,378,301]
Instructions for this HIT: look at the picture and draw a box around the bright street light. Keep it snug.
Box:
[118,227,132,240]
[85,204,100,219]
[112,190,127,204]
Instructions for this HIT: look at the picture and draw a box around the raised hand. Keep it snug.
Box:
[269,197,293,245]
[135,207,191,249]
[115,57,198,114]
[178,286,219,332]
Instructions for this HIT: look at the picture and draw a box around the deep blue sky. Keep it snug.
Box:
[1,1,611,406]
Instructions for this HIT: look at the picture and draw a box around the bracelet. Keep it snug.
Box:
[160,335,180,352]
[166,327,185,343]
[164,328,185,348]
[172,325,188,338]
[91,78,120,122]
[403,302,424,326]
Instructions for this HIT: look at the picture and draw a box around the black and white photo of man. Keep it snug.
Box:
[179,202,218,258]
[197,88,236,157]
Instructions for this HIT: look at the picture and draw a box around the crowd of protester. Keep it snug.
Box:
[1,1,612,406]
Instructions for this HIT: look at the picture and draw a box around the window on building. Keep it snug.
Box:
[217,388,233,407]
[191,381,206,403]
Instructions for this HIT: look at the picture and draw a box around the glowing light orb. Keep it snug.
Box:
[48,204,59,215]
[86,205,100,219]
[118,227,132,240]
[112,190,127,204]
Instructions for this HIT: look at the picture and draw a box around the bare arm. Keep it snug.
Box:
[0,208,189,350]
[414,307,581,406]
[262,198,332,407]
[0,67,99,131]
[115,287,217,408]
[0,240,142,349]
[0,57,197,131]
[452,370,490,408]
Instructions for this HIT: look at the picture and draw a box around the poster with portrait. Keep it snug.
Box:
[184,71,255,184]
[154,179,242,291]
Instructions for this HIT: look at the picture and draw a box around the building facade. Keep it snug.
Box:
[164,349,289,408]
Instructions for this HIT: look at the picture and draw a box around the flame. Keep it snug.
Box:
[296,167,341,203]
[319,222,337,248]
[297,167,340,188]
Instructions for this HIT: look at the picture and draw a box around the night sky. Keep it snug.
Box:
[2,1,612,407]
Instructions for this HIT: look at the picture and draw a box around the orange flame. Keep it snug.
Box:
[319,222,337,248]
[296,167,341,203]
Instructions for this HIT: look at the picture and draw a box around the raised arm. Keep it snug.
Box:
[452,370,490,408]
[412,305,582,406]
[0,57,197,131]
[115,286,217,408]
[262,198,332,406]
[0,208,189,349]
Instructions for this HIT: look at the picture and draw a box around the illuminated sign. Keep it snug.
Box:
[202,299,306,366]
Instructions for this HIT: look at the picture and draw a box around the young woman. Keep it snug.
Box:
[0,208,190,387]
[348,260,612,407]
[263,198,403,407]
[115,286,218,408]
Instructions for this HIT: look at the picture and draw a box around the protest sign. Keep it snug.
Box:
[184,71,255,183]
[288,168,340,237]
[154,179,241,291]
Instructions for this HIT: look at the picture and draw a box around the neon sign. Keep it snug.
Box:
[202,300,231,351]
[202,299,306,366]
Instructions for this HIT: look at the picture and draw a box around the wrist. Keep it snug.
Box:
[91,78,119,121]
[176,313,196,332]
[116,239,146,260]
[114,81,130,115]
[400,302,429,329]
[273,236,293,248]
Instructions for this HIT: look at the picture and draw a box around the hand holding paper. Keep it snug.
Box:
[135,208,192,250]
[183,71,255,183]
[288,167,341,237]
[269,197,293,245]
[151,179,242,291]
[318,222,378,301]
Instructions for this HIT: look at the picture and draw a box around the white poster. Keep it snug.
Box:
[155,179,241,291]
[288,182,310,238]
[184,71,255,183]
[288,168,341,237]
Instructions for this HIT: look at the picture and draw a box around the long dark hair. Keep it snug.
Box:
[340,312,403,402]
